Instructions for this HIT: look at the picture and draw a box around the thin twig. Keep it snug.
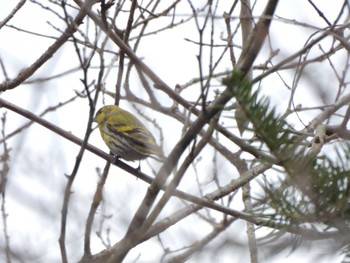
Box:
[0,113,11,263]
[0,0,99,91]
[0,0,27,29]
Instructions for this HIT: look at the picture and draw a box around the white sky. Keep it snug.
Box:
[0,0,348,262]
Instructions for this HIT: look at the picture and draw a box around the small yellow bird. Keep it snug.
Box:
[93,105,163,161]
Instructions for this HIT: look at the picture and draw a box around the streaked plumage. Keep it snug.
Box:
[93,105,163,161]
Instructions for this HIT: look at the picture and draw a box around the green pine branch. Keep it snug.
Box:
[225,69,350,249]
[224,70,294,155]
